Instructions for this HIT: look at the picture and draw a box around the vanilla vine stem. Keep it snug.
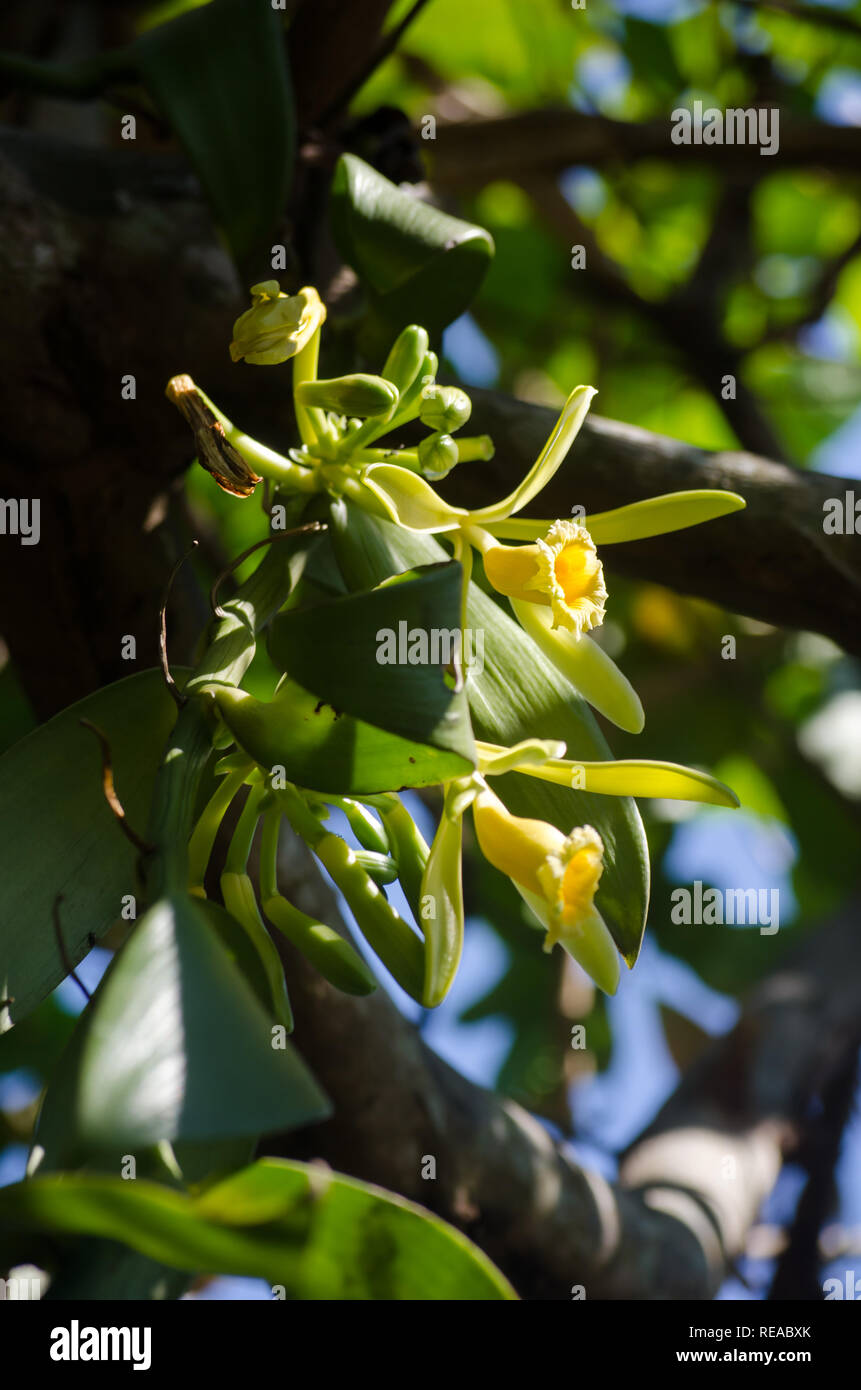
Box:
[142,538,300,902]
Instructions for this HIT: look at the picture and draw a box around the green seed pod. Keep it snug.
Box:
[337,798,390,856]
[377,796,430,922]
[263,895,377,996]
[381,324,430,397]
[419,384,472,434]
[197,896,293,1027]
[295,374,398,418]
[419,799,464,1009]
[312,832,424,1001]
[418,432,459,480]
[353,850,399,886]
[220,871,294,1032]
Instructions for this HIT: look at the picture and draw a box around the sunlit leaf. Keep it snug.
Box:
[331,154,494,349]
[0,1160,516,1300]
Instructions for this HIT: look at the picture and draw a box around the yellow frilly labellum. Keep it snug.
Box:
[483,520,608,634]
[230,283,327,365]
[471,785,620,994]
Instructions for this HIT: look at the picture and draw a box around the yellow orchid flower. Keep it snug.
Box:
[229,282,326,365]
[471,782,619,995]
[479,519,608,635]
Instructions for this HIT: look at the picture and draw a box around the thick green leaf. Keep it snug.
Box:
[330,154,494,348]
[329,503,649,966]
[213,676,472,795]
[196,896,290,1026]
[268,561,475,764]
[34,895,329,1162]
[0,669,188,1031]
[136,0,294,272]
[0,1160,516,1300]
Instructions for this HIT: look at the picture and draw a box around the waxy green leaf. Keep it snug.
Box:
[0,1159,516,1300]
[331,154,494,350]
[0,670,189,1031]
[268,561,476,766]
[35,894,328,1163]
[136,0,294,273]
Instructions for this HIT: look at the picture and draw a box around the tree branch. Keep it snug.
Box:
[430,109,861,187]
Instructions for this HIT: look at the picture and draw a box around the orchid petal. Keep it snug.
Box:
[511,598,644,734]
[360,464,466,532]
[476,739,567,775]
[469,385,596,525]
[582,490,746,544]
[517,758,739,807]
[515,885,620,996]
[484,489,746,544]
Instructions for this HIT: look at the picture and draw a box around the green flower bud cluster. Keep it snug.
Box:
[281,319,494,484]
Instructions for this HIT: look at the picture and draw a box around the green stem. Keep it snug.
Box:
[143,700,214,901]
[187,764,252,894]
[259,809,282,904]
[274,784,424,999]
[225,782,267,874]
[292,326,333,446]
[352,448,421,471]
[454,435,494,463]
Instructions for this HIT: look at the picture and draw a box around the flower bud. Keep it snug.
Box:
[418,432,459,480]
[419,384,472,434]
[295,373,398,418]
[230,283,326,365]
[381,324,430,396]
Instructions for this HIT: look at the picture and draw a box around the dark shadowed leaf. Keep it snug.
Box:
[0,670,188,1031]
[136,0,294,272]
[268,561,475,764]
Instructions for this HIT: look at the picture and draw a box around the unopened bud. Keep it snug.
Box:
[419,384,472,434]
[230,283,326,365]
[418,432,459,480]
[382,324,430,396]
[295,374,398,418]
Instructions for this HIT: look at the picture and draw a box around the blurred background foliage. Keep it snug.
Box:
[1,0,860,1299]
